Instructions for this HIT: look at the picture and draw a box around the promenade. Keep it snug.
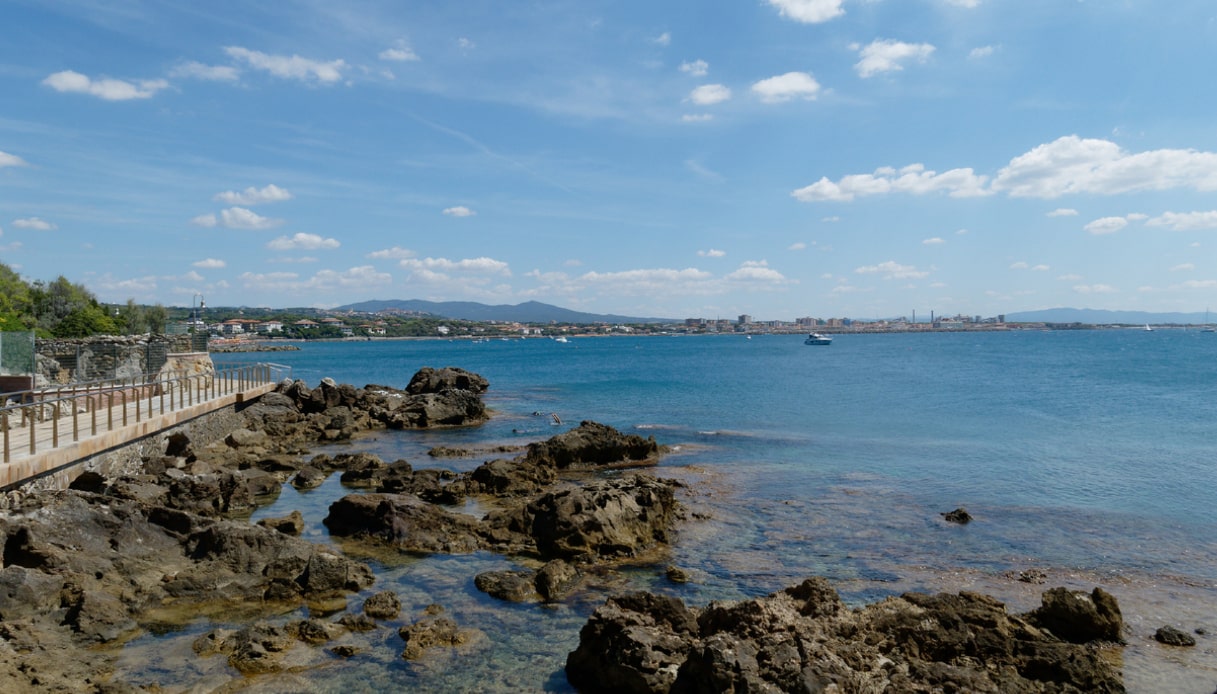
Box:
[0,363,288,491]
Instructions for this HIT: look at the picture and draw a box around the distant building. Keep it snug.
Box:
[738,314,752,325]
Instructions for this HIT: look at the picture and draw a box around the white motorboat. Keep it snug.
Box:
[804,332,832,345]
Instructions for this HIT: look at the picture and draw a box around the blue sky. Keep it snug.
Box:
[3,0,1217,320]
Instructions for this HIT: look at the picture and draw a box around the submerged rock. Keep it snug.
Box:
[523,420,661,470]
[941,507,972,524]
[1154,625,1196,647]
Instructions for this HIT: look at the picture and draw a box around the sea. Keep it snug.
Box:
[116,330,1217,692]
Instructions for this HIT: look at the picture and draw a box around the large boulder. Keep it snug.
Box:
[523,421,660,470]
[566,579,1126,694]
[322,493,487,554]
[497,475,679,561]
[405,367,489,395]
[1028,586,1125,644]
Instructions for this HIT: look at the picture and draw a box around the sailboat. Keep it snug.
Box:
[1204,307,1215,332]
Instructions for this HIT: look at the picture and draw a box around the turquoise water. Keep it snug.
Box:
[122,331,1217,691]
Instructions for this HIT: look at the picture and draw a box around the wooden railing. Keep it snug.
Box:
[0,363,291,464]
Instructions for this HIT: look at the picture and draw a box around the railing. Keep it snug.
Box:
[0,362,291,464]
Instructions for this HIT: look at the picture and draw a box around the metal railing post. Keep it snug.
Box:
[52,403,59,448]
[3,411,8,463]
[28,407,35,455]
[108,391,114,431]
[91,389,97,436]
[73,395,79,442]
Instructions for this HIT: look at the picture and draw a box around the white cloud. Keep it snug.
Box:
[689,84,731,105]
[457,37,476,51]
[214,184,293,206]
[944,0,982,6]
[789,242,807,251]
[220,207,283,230]
[182,270,205,283]
[698,249,726,257]
[42,70,169,100]
[12,217,56,231]
[1032,264,1050,272]
[442,206,476,217]
[766,0,845,24]
[240,266,391,291]
[224,46,346,84]
[751,72,821,103]
[1010,261,1029,270]
[401,256,511,276]
[170,61,240,82]
[191,214,218,228]
[1146,211,1217,231]
[379,40,420,62]
[269,256,318,264]
[1084,216,1129,235]
[1073,284,1117,294]
[681,114,713,123]
[193,258,226,269]
[854,261,929,279]
[725,260,789,284]
[968,45,995,60]
[1057,274,1082,281]
[792,163,989,202]
[652,32,671,46]
[679,60,708,77]
[266,233,340,250]
[0,151,28,168]
[1047,208,1078,217]
[922,237,945,245]
[1172,263,1196,272]
[367,246,417,259]
[854,40,935,78]
[992,136,1217,198]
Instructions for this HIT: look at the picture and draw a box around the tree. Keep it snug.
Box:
[120,299,148,334]
[146,303,168,334]
[53,305,119,337]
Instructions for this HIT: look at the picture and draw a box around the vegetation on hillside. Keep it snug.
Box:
[0,261,166,337]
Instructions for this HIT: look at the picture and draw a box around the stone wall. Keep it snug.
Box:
[35,335,208,386]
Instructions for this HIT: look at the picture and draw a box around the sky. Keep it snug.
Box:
[3,0,1217,321]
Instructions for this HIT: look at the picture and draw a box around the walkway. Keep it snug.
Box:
[1,363,290,491]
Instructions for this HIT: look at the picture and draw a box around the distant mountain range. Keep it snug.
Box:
[334,299,675,324]
[1005,308,1215,325]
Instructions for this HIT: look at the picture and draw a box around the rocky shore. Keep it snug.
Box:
[0,366,1131,691]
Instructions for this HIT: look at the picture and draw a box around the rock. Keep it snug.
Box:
[501,475,679,560]
[567,580,1126,694]
[225,623,295,674]
[363,590,402,620]
[60,583,138,643]
[291,466,328,490]
[523,421,660,470]
[399,616,475,660]
[566,592,700,693]
[323,493,487,554]
[475,570,538,602]
[405,367,489,395]
[1016,568,1048,584]
[1028,586,1124,644]
[941,507,972,524]
[1155,625,1197,647]
[665,566,690,584]
[225,428,269,449]
[257,510,304,536]
[536,559,582,602]
[288,617,342,645]
[470,458,556,497]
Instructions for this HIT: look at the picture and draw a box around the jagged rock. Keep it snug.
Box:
[1028,586,1124,644]
[225,428,269,449]
[536,559,582,602]
[567,579,1126,694]
[941,507,972,524]
[665,566,690,584]
[257,510,304,536]
[405,367,489,395]
[59,583,138,643]
[1154,625,1196,647]
[291,466,328,490]
[500,475,679,560]
[475,570,538,602]
[522,421,660,470]
[363,590,402,620]
[224,623,295,674]
[470,457,556,497]
[288,617,342,645]
[399,615,477,661]
[323,493,487,554]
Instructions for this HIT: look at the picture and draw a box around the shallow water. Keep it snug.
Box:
[116,331,1217,691]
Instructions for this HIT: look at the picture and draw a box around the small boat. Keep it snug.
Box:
[1144,324,1153,332]
[804,332,832,345]
[554,336,569,343]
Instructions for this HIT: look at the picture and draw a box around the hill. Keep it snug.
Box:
[333,299,675,324]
